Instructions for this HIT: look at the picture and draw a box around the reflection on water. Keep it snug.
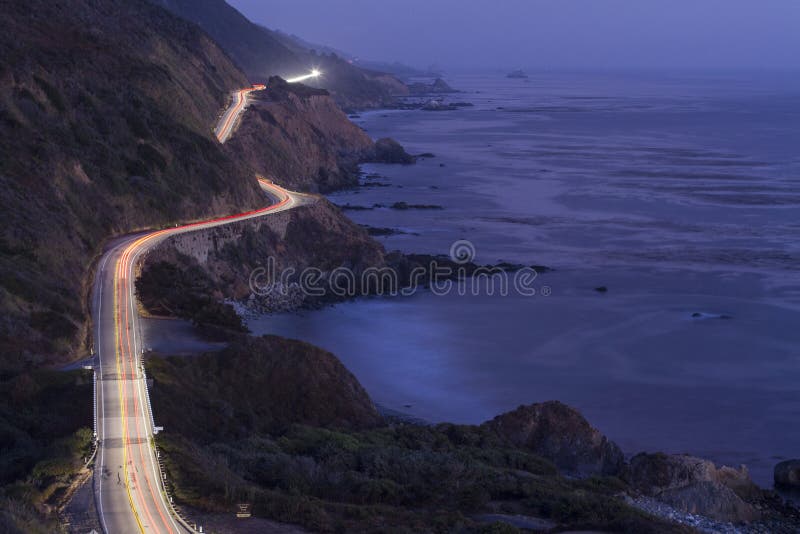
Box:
[252,72,800,487]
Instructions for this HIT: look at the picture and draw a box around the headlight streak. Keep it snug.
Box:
[286,69,322,84]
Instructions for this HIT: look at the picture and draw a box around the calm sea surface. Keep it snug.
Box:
[250,71,800,486]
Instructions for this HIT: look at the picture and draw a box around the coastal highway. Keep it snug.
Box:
[214,84,265,143]
[93,179,309,533]
[92,82,311,533]
[215,70,319,142]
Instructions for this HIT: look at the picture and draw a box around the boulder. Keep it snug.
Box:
[775,459,800,488]
[628,453,760,523]
[658,481,756,523]
[481,401,625,476]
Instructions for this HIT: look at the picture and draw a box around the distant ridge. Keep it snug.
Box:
[153,0,409,110]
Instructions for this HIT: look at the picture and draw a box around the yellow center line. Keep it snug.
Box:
[106,173,300,532]
[114,252,146,534]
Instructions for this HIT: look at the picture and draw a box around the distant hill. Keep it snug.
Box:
[154,0,408,110]
[272,30,440,79]
[155,0,302,76]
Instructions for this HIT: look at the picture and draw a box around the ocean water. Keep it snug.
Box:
[250,71,800,486]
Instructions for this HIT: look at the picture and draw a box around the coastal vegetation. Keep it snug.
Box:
[148,337,691,533]
[0,368,93,532]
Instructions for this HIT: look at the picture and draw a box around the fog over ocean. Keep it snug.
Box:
[252,71,800,487]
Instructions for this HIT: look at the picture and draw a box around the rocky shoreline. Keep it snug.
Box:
[144,330,800,532]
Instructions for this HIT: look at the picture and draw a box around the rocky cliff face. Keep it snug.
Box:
[225,77,374,192]
[0,0,263,366]
[141,198,386,308]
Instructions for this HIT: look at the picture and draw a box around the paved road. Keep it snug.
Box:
[92,83,310,533]
[214,84,264,143]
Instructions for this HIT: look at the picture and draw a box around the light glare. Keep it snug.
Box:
[286,69,322,83]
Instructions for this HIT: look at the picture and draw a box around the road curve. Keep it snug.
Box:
[214,84,264,143]
[93,84,309,533]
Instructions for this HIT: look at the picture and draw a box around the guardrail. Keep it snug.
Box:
[93,369,98,440]
[141,354,204,534]
[141,363,157,433]
[85,369,99,467]
[90,364,105,533]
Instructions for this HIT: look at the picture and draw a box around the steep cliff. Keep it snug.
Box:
[225,77,374,192]
[138,198,386,310]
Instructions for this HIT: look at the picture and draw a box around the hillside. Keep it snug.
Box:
[0,0,269,368]
[0,0,383,369]
[154,0,408,110]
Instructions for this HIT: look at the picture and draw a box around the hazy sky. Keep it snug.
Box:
[227,0,800,71]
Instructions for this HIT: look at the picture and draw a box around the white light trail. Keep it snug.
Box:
[286,69,322,83]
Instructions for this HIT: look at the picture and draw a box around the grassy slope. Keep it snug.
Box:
[0,369,93,532]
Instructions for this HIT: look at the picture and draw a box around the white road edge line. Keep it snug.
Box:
[96,251,111,534]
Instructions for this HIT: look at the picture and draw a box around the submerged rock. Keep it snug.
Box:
[690,312,733,320]
[481,401,625,477]
[390,201,443,210]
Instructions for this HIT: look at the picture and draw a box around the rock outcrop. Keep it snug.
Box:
[775,459,800,489]
[367,137,416,164]
[141,198,387,310]
[481,401,625,476]
[627,453,760,523]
